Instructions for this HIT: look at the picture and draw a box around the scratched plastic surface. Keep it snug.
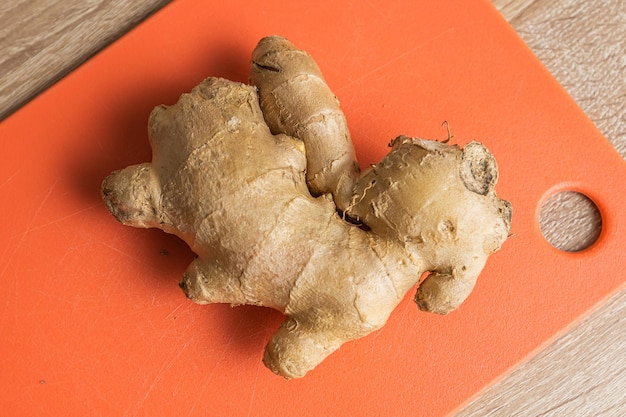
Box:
[1,1,625,416]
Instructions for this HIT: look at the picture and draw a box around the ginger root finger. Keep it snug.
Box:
[250,35,359,211]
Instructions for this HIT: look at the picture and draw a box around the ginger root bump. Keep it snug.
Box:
[102,35,511,379]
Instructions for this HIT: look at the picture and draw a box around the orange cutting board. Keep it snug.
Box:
[1,1,624,416]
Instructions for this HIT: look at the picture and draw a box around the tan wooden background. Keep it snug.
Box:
[1,0,624,415]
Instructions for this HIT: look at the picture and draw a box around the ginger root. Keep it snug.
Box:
[102,36,511,379]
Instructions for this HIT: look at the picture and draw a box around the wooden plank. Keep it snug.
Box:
[0,0,169,120]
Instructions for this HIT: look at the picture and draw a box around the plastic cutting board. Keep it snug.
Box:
[1,1,625,416]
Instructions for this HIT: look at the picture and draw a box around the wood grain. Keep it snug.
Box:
[0,0,623,415]
[0,0,170,120]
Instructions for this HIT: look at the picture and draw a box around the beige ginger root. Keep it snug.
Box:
[250,36,359,211]
[102,36,511,379]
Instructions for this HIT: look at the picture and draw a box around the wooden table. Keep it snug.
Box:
[1,1,624,415]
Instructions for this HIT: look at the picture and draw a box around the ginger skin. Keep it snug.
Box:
[102,36,511,379]
[250,36,360,211]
